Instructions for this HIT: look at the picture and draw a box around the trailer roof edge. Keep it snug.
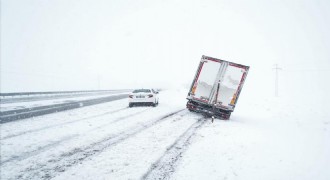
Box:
[202,55,250,69]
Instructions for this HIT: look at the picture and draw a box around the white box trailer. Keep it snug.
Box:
[186,55,249,120]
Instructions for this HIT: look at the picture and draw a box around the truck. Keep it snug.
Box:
[186,55,249,120]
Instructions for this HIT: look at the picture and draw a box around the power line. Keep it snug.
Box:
[282,69,330,72]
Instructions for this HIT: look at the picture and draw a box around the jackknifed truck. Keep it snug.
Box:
[186,55,249,120]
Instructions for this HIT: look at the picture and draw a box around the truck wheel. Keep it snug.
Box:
[223,113,231,120]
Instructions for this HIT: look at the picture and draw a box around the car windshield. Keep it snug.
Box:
[132,89,151,93]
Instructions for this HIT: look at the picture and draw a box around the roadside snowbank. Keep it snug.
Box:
[172,94,330,180]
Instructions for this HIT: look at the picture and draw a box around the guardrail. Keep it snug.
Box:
[0,94,129,124]
[0,89,132,97]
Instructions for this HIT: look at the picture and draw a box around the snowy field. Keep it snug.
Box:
[1,88,329,180]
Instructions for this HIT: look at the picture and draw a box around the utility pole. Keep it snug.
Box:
[273,64,282,97]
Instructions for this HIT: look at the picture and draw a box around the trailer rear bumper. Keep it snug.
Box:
[186,100,231,120]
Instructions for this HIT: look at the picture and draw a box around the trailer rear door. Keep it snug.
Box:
[191,59,221,103]
[213,63,248,109]
[189,56,249,111]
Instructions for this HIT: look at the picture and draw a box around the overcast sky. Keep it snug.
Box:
[1,0,330,99]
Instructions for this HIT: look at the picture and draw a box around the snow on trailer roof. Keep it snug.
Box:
[202,55,250,69]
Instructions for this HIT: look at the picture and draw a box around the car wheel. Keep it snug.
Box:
[129,103,133,108]
[152,102,157,107]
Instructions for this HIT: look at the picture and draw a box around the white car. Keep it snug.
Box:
[128,89,159,107]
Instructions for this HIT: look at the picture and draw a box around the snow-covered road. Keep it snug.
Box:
[1,89,330,180]
[1,89,207,179]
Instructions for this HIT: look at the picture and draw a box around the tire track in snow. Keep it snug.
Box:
[0,135,76,165]
[1,108,150,165]
[2,107,128,140]
[12,109,186,180]
[142,117,207,180]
